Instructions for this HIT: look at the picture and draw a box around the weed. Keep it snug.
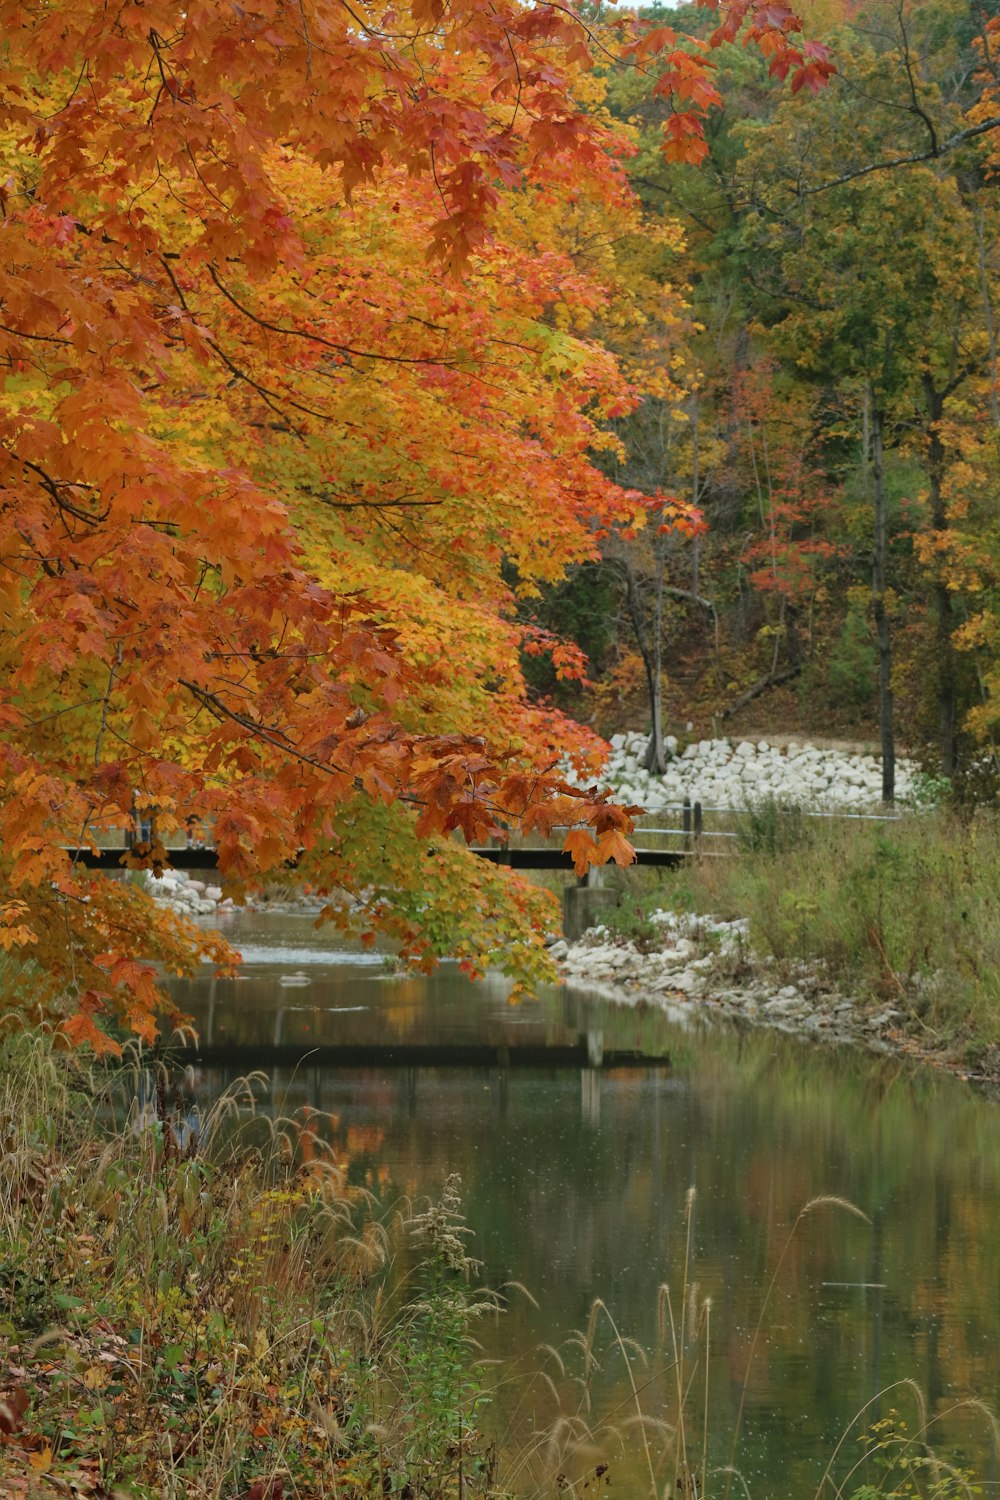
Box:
[0,1037,507,1499]
[733,795,812,858]
[608,808,1000,1053]
[846,1409,982,1500]
[600,889,664,951]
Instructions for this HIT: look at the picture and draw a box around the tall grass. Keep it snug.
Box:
[0,1036,505,1499]
[2,1040,996,1498]
[609,806,1000,1060]
[497,1190,997,1500]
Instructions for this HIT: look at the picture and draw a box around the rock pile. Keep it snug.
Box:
[144,868,230,917]
[552,912,900,1053]
[568,731,917,812]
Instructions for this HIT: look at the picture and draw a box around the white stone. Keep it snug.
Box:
[669,970,701,994]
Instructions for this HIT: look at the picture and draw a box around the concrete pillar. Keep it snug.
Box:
[561,884,621,942]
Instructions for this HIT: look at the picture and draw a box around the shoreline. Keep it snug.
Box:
[143,841,1000,1094]
[554,914,999,1093]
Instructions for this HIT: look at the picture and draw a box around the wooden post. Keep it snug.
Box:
[683,797,692,851]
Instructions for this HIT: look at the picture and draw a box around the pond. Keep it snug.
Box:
[165,908,1000,1498]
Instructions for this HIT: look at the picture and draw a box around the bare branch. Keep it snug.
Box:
[803,114,1000,195]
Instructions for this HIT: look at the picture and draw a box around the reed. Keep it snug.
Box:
[493,1189,998,1500]
[3,1038,998,1499]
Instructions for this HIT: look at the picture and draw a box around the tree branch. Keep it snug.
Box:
[722,664,801,719]
[207,265,457,368]
[803,114,1000,195]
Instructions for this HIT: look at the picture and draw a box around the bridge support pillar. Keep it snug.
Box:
[562,884,621,942]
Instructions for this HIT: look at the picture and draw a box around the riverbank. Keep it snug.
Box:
[142,868,329,920]
[552,915,948,1077]
[0,1039,502,1500]
[553,799,1000,1088]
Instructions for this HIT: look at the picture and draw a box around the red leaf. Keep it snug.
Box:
[0,1387,29,1436]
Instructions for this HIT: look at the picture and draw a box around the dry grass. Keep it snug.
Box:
[0,1037,506,1500]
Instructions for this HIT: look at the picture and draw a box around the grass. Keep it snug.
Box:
[0,1035,506,1499]
[595,803,1000,1065]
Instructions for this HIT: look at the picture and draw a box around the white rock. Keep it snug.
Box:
[669,970,701,994]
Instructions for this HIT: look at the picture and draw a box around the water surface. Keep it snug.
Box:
[166,909,1000,1498]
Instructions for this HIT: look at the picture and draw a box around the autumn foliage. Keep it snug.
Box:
[0,0,827,1048]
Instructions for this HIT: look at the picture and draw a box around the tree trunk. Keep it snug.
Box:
[924,374,957,777]
[645,527,667,774]
[621,562,667,775]
[690,391,700,600]
[644,673,666,773]
[871,399,895,804]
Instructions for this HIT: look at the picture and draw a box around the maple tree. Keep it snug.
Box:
[0,0,834,1049]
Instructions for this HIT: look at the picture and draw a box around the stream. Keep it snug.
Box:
[164,908,1000,1498]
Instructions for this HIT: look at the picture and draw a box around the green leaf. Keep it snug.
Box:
[52,1293,85,1311]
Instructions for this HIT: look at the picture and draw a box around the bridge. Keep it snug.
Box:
[64,801,898,936]
[65,800,721,873]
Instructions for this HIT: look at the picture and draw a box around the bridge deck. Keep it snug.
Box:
[65,845,705,872]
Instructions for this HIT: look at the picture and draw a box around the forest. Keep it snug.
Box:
[533,0,1000,800]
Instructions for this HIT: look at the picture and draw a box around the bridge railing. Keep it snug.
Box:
[521,797,905,856]
[66,796,907,873]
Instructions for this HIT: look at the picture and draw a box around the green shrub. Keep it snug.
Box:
[600,886,664,949]
[827,605,878,709]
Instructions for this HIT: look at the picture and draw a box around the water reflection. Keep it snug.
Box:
[164,910,1000,1496]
